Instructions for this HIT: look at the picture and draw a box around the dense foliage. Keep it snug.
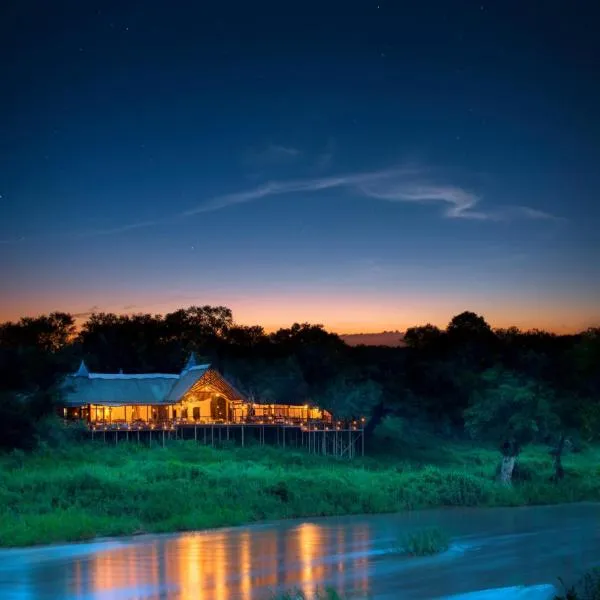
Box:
[1,440,599,547]
[0,306,598,479]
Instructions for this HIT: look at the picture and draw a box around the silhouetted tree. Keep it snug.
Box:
[464,367,560,484]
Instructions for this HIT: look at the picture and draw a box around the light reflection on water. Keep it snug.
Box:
[1,504,599,600]
[69,520,372,599]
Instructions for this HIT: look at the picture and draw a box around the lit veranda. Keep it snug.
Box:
[61,356,333,429]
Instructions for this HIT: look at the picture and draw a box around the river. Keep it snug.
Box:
[0,503,598,599]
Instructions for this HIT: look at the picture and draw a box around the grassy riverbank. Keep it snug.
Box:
[1,439,599,547]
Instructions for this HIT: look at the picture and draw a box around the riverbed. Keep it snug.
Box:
[0,503,598,599]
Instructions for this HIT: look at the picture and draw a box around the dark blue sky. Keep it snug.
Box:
[1,0,598,332]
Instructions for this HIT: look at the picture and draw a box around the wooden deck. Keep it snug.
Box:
[84,420,365,458]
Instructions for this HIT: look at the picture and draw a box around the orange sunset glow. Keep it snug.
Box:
[0,288,597,335]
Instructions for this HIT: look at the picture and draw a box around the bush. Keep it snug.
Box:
[400,527,450,556]
[0,440,598,547]
[555,568,600,600]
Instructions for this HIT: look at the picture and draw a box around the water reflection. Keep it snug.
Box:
[4,504,599,600]
[70,519,371,599]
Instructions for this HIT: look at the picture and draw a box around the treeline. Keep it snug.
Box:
[0,306,598,478]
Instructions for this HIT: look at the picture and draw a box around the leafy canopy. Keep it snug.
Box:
[464,367,560,450]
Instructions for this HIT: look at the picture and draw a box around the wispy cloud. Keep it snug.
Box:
[2,165,563,244]
[73,219,168,237]
[245,143,302,167]
[502,205,566,222]
[358,180,488,219]
[187,167,566,224]
[0,218,169,245]
[182,166,412,215]
[269,144,302,158]
[184,166,559,222]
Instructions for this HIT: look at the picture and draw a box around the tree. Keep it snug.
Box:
[464,367,560,484]
[225,325,267,349]
[447,311,493,338]
[0,312,75,352]
[315,376,383,421]
[225,356,308,405]
[404,324,444,351]
[270,323,348,389]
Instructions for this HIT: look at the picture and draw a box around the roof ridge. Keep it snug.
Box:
[88,373,180,380]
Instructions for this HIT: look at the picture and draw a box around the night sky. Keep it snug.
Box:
[1,1,599,333]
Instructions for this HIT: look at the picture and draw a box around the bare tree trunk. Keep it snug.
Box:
[552,435,566,482]
[499,440,518,485]
[499,456,516,485]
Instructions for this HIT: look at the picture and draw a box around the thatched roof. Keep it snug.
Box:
[61,359,230,406]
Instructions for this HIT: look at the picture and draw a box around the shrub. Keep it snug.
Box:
[555,568,600,600]
[400,527,450,556]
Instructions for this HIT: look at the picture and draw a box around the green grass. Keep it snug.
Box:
[400,527,450,556]
[555,568,600,600]
[0,439,599,547]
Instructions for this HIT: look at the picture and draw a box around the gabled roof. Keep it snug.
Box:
[63,375,177,406]
[61,359,242,407]
[165,364,210,403]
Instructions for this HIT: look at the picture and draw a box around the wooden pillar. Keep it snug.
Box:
[361,427,365,457]
[162,429,165,447]
[194,425,197,441]
[241,424,245,447]
[335,429,338,457]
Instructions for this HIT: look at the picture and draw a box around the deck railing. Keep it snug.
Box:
[84,416,364,431]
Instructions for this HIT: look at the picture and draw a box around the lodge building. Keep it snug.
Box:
[61,353,332,428]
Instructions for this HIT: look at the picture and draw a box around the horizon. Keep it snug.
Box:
[2,2,598,337]
[0,302,595,336]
